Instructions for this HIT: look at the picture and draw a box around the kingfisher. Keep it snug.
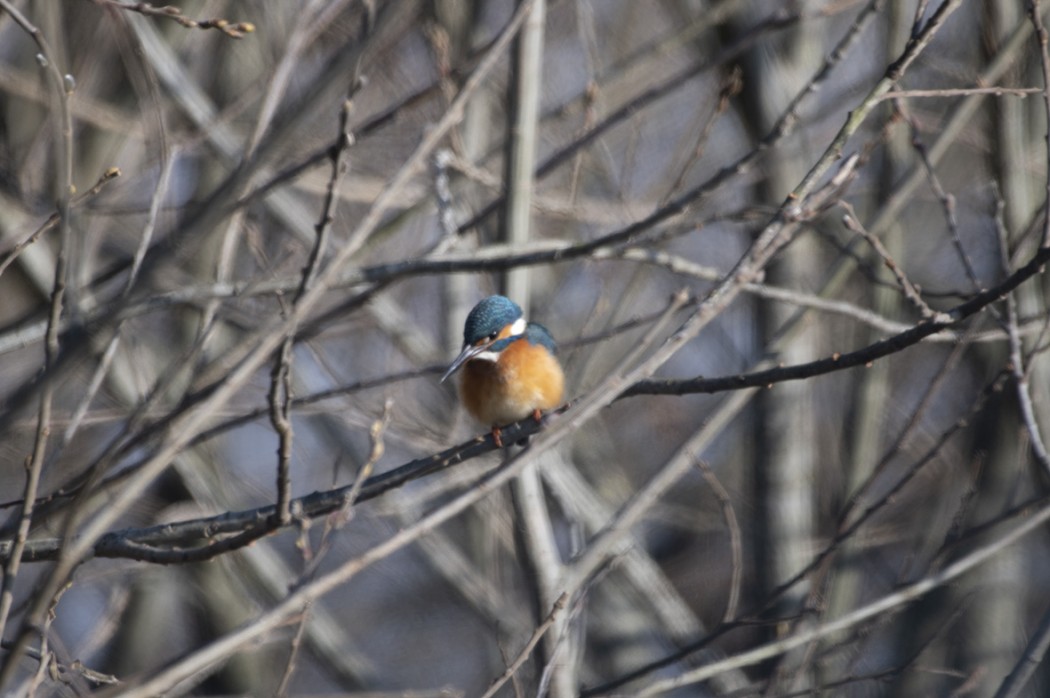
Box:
[441,295,565,446]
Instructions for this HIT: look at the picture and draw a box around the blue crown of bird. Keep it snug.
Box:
[441,295,565,446]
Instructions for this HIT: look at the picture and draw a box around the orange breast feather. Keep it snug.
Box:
[459,338,564,427]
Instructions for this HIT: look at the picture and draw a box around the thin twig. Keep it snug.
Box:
[300,401,392,580]
[878,86,1043,100]
[564,383,757,594]
[274,602,311,698]
[696,460,742,624]
[0,0,75,665]
[1028,0,1050,248]
[898,102,981,289]
[480,593,569,698]
[272,95,355,524]
[269,334,295,525]
[245,0,333,155]
[841,202,948,321]
[58,157,170,452]
[92,0,255,38]
[0,167,119,280]
[867,10,1035,246]
[660,67,742,206]
[993,600,1050,698]
[996,192,1050,476]
[603,245,975,339]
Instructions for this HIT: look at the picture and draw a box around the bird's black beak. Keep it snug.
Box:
[440,343,486,383]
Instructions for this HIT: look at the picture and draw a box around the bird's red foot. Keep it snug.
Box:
[491,426,504,448]
[532,408,543,422]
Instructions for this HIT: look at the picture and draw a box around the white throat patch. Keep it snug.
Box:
[471,317,527,363]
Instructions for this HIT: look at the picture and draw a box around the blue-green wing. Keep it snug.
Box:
[525,322,557,354]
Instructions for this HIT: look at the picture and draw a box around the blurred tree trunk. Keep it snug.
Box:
[826,0,912,686]
[733,1,822,691]
[959,1,1042,695]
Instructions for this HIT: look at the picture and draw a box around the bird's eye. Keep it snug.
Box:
[487,332,498,341]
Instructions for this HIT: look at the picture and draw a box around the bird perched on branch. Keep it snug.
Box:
[441,295,565,447]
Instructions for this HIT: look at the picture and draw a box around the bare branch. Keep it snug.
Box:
[92,0,255,38]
